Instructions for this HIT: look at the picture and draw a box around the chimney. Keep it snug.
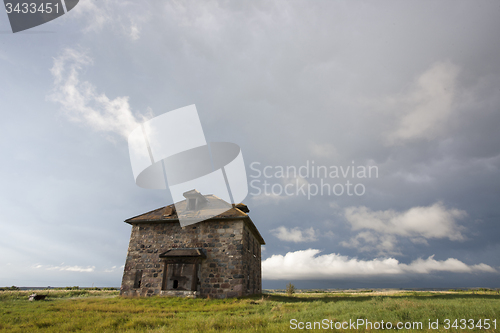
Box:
[183,189,208,211]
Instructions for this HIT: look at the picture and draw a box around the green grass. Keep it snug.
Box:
[0,289,119,301]
[0,290,498,332]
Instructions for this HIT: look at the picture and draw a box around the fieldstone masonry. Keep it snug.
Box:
[120,198,264,299]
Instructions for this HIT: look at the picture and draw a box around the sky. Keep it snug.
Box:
[1,0,499,289]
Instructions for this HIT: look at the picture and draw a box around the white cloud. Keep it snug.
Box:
[262,249,496,280]
[130,22,140,41]
[250,193,291,205]
[345,202,466,240]
[341,231,401,255]
[104,265,118,273]
[70,0,147,40]
[383,61,460,145]
[35,263,95,273]
[342,202,466,254]
[271,226,317,243]
[72,0,110,32]
[310,142,338,158]
[48,48,150,140]
[59,266,95,273]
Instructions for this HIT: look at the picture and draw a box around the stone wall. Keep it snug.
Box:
[242,223,262,295]
[120,218,262,298]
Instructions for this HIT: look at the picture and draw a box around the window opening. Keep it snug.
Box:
[133,270,143,288]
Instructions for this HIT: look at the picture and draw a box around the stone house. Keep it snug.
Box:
[120,195,265,298]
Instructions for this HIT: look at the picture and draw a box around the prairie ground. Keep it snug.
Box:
[0,289,498,332]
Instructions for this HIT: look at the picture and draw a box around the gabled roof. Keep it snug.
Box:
[124,195,265,244]
[125,195,248,222]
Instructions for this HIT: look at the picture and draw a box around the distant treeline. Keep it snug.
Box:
[50,287,117,291]
[0,286,20,291]
[0,286,117,291]
[264,288,498,294]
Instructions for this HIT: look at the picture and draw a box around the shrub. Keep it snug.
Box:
[286,282,295,296]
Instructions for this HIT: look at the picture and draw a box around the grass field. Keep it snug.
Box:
[0,289,498,332]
